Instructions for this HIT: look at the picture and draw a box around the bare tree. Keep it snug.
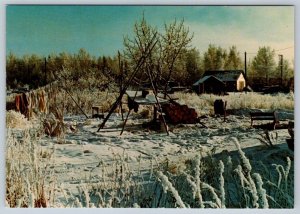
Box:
[123,16,193,95]
[161,19,193,97]
[123,15,160,88]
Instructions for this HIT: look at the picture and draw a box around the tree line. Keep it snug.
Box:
[6,17,294,91]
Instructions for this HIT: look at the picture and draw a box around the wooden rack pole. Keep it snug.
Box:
[53,71,89,119]
[147,70,169,135]
[97,34,158,132]
[62,86,89,119]
[120,90,138,135]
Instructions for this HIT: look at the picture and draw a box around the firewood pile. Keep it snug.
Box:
[162,101,198,124]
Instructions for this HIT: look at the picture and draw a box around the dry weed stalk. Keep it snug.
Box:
[257,130,278,147]
[43,106,65,138]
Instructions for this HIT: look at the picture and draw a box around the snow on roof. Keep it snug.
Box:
[193,75,224,86]
[203,70,244,82]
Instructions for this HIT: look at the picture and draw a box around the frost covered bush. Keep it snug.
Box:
[152,137,294,208]
[6,128,55,207]
[6,110,32,129]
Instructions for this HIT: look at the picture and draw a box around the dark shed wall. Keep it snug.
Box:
[203,78,225,94]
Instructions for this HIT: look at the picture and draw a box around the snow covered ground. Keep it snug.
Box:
[28,108,293,203]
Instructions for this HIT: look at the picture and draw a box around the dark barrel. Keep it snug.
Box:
[214,99,225,115]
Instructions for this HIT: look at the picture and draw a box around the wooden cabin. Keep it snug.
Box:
[193,70,246,94]
[192,75,225,95]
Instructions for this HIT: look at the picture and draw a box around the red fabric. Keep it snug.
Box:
[15,95,21,112]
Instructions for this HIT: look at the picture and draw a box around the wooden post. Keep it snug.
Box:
[244,52,247,85]
[279,54,283,85]
[118,51,124,121]
[44,57,47,85]
[153,106,157,122]
[223,101,227,122]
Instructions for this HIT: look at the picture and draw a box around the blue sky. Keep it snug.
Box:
[6,5,294,63]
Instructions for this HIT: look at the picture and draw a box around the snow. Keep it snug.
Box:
[9,108,294,206]
[40,110,292,168]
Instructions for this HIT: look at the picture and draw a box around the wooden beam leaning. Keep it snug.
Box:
[52,69,89,119]
[146,70,169,135]
[97,33,158,132]
[62,85,89,119]
[120,90,138,135]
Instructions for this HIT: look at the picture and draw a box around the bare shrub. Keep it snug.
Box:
[257,130,278,147]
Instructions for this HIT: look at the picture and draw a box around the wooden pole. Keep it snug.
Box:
[44,57,47,85]
[120,90,138,135]
[279,54,283,85]
[147,69,169,135]
[120,109,132,135]
[244,52,247,86]
[223,101,227,122]
[119,102,124,121]
[118,51,124,121]
[97,33,158,132]
[62,85,89,119]
[52,68,89,119]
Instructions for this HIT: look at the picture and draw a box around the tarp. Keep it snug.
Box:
[126,90,169,105]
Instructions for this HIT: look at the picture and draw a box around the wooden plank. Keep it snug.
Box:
[251,117,275,120]
[250,112,275,117]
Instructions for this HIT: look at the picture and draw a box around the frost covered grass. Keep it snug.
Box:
[54,87,293,116]
[6,123,294,208]
[6,110,32,129]
[6,128,55,207]
[153,137,294,208]
[55,154,158,208]
[174,92,294,115]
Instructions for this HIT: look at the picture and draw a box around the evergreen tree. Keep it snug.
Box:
[251,46,276,85]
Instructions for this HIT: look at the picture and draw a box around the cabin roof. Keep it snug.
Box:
[203,70,245,82]
[193,75,224,86]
